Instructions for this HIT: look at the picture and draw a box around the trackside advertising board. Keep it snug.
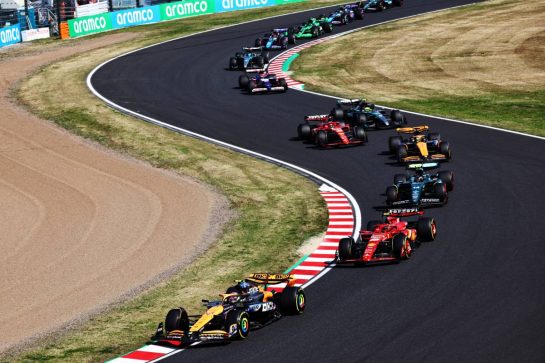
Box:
[68,0,305,38]
[0,24,22,48]
[112,6,161,29]
[69,13,112,37]
[160,0,214,21]
[216,0,303,12]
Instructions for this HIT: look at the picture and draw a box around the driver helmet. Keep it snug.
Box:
[238,281,251,290]
[364,107,372,112]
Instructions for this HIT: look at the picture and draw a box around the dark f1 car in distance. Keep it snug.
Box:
[362,0,403,12]
[151,274,305,347]
[297,114,368,147]
[332,98,406,129]
[294,17,333,39]
[229,47,270,71]
[386,162,454,207]
[336,208,436,265]
[238,70,288,94]
[388,126,452,163]
[325,4,365,25]
[255,28,296,50]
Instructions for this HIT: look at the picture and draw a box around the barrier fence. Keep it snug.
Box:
[0,0,305,48]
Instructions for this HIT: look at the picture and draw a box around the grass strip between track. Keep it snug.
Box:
[1,1,368,361]
[290,0,545,137]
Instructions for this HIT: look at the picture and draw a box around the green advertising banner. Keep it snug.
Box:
[160,0,215,21]
[68,13,112,38]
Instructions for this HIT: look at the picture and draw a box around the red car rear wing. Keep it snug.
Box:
[383,207,424,217]
[305,114,330,122]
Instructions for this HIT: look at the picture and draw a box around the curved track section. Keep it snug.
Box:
[92,1,545,361]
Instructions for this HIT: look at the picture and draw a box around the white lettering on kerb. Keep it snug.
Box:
[116,9,154,25]
[74,17,107,34]
[0,27,20,43]
[222,0,267,9]
[165,1,208,17]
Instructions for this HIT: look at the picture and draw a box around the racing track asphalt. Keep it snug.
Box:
[91,1,545,361]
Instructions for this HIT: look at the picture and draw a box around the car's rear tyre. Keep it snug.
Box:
[389,136,403,153]
[338,237,355,260]
[394,173,407,184]
[390,110,405,126]
[440,141,452,159]
[226,310,250,340]
[322,22,332,33]
[297,123,311,140]
[386,186,398,205]
[392,234,408,259]
[353,126,367,142]
[417,217,436,242]
[355,8,364,19]
[280,286,306,315]
[281,36,288,49]
[165,307,189,333]
[254,38,262,47]
[333,107,345,121]
[255,56,264,68]
[238,74,249,89]
[229,57,238,70]
[438,170,454,191]
[434,182,447,203]
[247,80,257,93]
[366,220,382,232]
[311,26,319,38]
[279,78,288,92]
[316,130,328,147]
[262,52,270,64]
[353,113,368,128]
[397,146,408,162]
[288,33,296,44]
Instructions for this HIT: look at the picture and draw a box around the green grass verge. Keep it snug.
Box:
[1,1,353,362]
[290,0,545,137]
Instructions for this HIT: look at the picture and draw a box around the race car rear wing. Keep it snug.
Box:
[242,46,263,52]
[383,207,424,217]
[407,162,439,170]
[304,114,330,122]
[336,98,361,106]
[245,68,266,73]
[273,27,289,32]
[396,125,429,134]
[246,273,297,287]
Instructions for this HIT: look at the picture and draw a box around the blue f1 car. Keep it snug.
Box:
[332,98,406,129]
[385,163,454,207]
[326,4,365,25]
[255,28,296,50]
[229,47,269,71]
[363,0,403,12]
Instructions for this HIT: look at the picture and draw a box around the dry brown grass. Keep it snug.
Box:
[293,0,545,102]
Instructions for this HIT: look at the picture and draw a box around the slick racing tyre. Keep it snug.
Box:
[392,234,408,259]
[255,56,265,68]
[438,170,454,191]
[353,113,368,128]
[396,146,408,162]
[388,136,403,153]
[247,80,257,93]
[338,237,355,260]
[254,38,262,47]
[165,307,189,333]
[434,182,448,203]
[322,22,332,33]
[440,141,452,159]
[297,123,312,140]
[288,33,296,44]
[316,130,328,147]
[353,126,367,142]
[311,26,319,38]
[280,286,306,315]
[238,74,249,89]
[386,186,398,205]
[333,107,346,121]
[279,78,288,92]
[417,217,436,242]
[226,310,250,340]
[229,57,238,70]
[390,110,406,126]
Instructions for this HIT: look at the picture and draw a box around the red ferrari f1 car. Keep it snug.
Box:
[336,208,436,264]
[297,114,368,147]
